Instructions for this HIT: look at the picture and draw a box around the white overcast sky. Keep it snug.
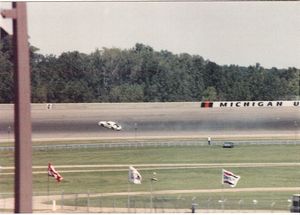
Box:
[1,1,300,68]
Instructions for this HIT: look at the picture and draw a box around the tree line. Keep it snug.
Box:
[0,36,299,103]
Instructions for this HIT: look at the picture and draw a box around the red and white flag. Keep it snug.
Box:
[128,166,142,184]
[222,169,240,187]
[48,163,63,182]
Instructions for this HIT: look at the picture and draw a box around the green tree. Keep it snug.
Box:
[0,35,14,103]
[1,38,299,103]
[202,86,218,101]
[109,84,144,102]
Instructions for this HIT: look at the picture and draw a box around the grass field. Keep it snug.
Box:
[1,142,300,211]
[2,142,300,166]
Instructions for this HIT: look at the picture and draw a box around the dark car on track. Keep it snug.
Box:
[222,142,234,148]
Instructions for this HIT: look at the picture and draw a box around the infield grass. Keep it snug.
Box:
[1,143,299,211]
[0,144,299,194]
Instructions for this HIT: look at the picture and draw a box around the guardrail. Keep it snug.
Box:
[0,139,299,151]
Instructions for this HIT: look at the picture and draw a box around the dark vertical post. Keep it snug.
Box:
[13,2,32,213]
[1,2,32,212]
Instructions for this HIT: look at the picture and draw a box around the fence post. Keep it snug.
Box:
[218,199,225,212]
[287,198,292,212]
[207,197,211,212]
[99,195,102,213]
[132,199,136,213]
[113,199,116,213]
[61,190,64,211]
[252,199,258,212]
[191,203,197,213]
[270,201,276,213]
[52,200,56,212]
[238,199,243,212]
[161,199,165,213]
[0,193,3,212]
[4,193,6,212]
[87,191,90,213]
[75,193,78,211]
[191,197,197,213]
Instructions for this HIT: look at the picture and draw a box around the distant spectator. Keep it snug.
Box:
[208,136,211,145]
[47,103,53,110]
[7,125,11,134]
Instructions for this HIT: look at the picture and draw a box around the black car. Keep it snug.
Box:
[223,142,234,148]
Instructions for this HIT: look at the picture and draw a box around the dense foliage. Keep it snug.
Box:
[0,36,299,103]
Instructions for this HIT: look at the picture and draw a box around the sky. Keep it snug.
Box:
[1,1,300,69]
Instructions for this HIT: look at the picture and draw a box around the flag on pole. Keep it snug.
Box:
[128,166,142,184]
[222,169,240,187]
[48,163,63,182]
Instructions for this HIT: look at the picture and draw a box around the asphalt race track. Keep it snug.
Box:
[0,102,299,141]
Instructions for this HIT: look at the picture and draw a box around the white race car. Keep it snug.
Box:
[98,121,122,131]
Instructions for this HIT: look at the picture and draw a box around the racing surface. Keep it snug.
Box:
[0,102,299,141]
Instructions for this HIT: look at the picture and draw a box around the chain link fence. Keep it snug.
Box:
[0,191,294,213]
